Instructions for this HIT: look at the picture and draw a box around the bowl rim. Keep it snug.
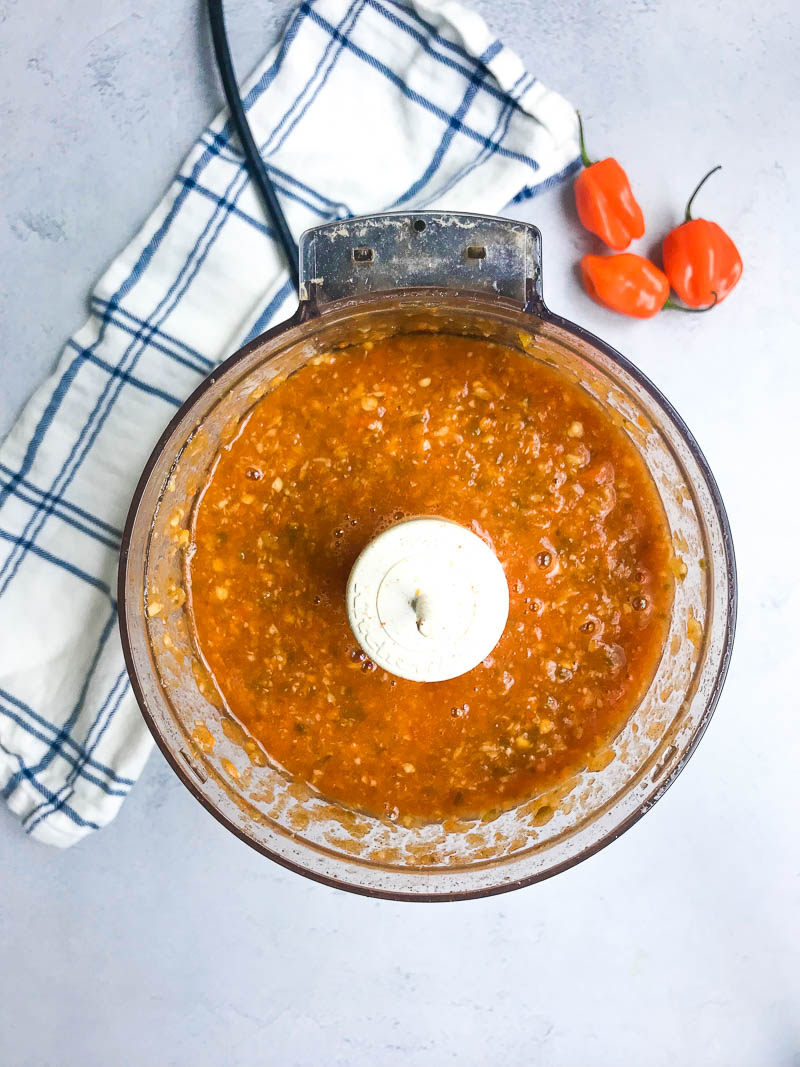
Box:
[118,289,737,902]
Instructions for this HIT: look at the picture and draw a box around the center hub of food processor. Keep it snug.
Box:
[345,517,510,683]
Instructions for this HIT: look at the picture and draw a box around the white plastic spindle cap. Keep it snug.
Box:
[345,517,509,683]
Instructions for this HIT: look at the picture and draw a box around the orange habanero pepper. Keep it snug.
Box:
[580,253,669,319]
[662,165,743,307]
[574,112,645,251]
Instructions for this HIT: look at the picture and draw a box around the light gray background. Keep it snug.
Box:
[2,1,799,1065]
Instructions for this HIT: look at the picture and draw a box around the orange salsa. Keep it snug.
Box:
[188,334,674,822]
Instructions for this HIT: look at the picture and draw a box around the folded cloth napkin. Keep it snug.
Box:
[0,0,578,846]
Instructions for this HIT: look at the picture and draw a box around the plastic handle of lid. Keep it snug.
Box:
[298,212,544,311]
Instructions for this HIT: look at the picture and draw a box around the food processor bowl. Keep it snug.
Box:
[119,212,736,900]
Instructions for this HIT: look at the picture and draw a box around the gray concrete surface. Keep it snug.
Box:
[2,1,799,1065]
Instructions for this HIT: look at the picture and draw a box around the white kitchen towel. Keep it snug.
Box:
[0,0,578,846]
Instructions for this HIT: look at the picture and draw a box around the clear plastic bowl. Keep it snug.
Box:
[119,215,736,900]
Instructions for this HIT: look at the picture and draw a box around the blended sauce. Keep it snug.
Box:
[188,334,674,822]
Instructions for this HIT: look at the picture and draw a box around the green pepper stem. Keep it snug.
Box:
[685,165,722,222]
[663,292,719,313]
[576,111,594,168]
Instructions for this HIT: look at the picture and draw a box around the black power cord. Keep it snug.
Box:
[207,0,300,293]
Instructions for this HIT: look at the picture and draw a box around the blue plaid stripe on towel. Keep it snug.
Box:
[0,0,578,846]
